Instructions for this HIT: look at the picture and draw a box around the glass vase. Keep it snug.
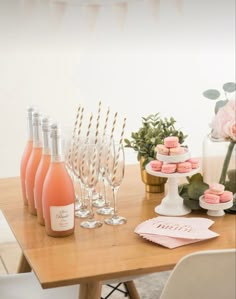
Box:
[202,134,236,194]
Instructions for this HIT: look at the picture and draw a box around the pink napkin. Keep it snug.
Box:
[135,217,219,249]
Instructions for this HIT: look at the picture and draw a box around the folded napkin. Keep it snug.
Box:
[135,217,219,249]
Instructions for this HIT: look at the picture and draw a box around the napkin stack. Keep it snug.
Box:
[134,217,219,249]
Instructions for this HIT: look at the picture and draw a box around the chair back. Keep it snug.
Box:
[160,249,236,299]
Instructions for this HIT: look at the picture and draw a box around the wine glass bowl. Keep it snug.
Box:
[79,142,103,229]
[96,139,114,215]
[104,141,127,225]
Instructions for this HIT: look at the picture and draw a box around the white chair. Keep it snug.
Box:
[160,249,236,299]
[0,272,79,299]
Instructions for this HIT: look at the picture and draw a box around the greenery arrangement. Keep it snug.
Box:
[179,174,209,210]
[124,113,187,168]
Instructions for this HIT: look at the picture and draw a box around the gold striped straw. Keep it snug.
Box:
[81,113,94,174]
[112,117,126,184]
[98,107,110,168]
[105,112,118,180]
[94,100,102,144]
[90,102,103,184]
[73,107,84,172]
[67,105,81,166]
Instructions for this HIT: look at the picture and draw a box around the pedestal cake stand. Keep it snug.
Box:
[146,152,199,216]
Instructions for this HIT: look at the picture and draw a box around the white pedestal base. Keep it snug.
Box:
[199,196,233,217]
[154,177,191,216]
[146,163,200,217]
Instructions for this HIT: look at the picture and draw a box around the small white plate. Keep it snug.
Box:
[199,195,233,217]
[156,151,190,163]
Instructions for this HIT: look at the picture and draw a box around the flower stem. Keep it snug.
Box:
[219,141,235,185]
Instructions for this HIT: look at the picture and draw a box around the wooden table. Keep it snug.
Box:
[0,164,235,298]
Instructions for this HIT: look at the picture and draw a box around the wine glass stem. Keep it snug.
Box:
[79,181,87,208]
[103,178,109,205]
[88,187,94,220]
[112,186,119,218]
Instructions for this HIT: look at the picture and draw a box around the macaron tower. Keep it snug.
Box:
[151,136,199,174]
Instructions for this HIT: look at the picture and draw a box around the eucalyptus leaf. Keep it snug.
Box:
[178,183,188,194]
[183,198,202,210]
[203,89,220,100]
[189,173,204,183]
[223,82,236,93]
[188,181,209,200]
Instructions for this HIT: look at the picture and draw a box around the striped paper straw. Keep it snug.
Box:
[112,117,126,184]
[73,107,84,172]
[98,107,110,168]
[105,112,118,182]
[81,113,94,174]
[67,105,81,166]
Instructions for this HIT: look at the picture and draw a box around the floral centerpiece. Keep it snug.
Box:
[203,82,236,195]
[179,82,236,211]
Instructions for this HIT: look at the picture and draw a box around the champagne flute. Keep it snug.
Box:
[79,142,103,229]
[63,126,81,211]
[96,139,114,215]
[104,141,127,225]
[72,137,91,219]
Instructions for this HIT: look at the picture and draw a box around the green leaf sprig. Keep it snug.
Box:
[203,82,236,114]
[124,113,187,168]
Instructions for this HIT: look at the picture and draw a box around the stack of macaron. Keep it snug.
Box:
[203,183,233,204]
[150,136,199,174]
[155,136,186,156]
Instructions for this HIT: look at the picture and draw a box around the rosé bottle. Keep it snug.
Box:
[20,107,34,206]
[25,112,43,215]
[34,117,51,226]
[42,123,75,237]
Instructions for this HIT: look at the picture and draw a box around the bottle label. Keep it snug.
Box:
[50,203,74,231]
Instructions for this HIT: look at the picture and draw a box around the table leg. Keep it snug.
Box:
[124,281,141,299]
[17,253,31,273]
[79,281,102,299]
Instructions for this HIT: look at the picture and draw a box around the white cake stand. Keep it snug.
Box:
[199,196,233,217]
[146,162,200,216]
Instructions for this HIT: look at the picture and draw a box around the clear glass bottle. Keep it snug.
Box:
[25,112,43,215]
[34,117,51,226]
[20,106,35,206]
[42,123,75,237]
[202,134,236,194]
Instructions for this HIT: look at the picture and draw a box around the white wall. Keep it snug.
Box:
[0,0,235,178]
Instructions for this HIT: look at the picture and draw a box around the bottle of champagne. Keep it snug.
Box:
[20,106,35,206]
[34,117,51,226]
[43,123,75,237]
[25,112,43,215]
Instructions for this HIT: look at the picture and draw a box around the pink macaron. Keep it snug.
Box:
[220,191,233,203]
[150,160,163,172]
[204,193,220,204]
[177,162,192,173]
[186,158,199,169]
[209,183,225,195]
[169,146,186,156]
[155,144,169,155]
[161,163,176,173]
[164,136,179,148]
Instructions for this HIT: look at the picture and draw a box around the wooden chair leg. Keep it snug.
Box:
[124,281,140,299]
[79,281,102,299]
[17,253,31,273]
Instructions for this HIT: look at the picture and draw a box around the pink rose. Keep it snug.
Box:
[224,120,236,141]
[210,99,236,140]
